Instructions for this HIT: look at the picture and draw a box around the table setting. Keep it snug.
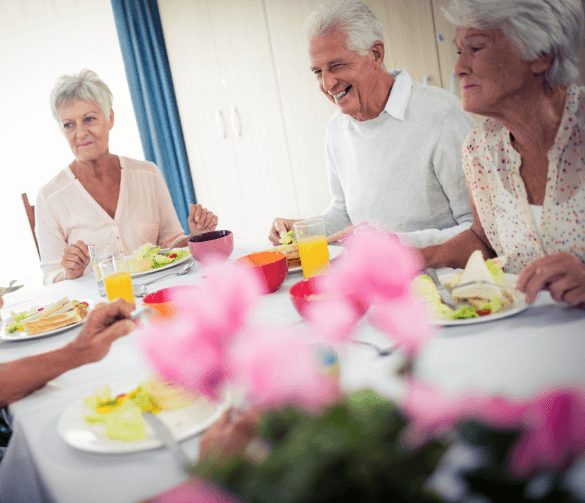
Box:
[0,223,584,503]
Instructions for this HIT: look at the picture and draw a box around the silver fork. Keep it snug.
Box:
[351,340,394,357]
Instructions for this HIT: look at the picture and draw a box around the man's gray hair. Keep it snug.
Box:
[304,0,384,55]
[50,69,113,121]
[444,0,584,87]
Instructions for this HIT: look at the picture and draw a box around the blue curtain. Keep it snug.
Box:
[111,0,195,231]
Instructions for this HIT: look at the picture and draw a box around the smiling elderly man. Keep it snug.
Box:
[270,0,474,248]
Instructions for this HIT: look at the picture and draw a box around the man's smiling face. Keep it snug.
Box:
[310,29,385,121]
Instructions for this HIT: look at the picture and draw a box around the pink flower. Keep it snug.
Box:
[228,326,340,411]
[369,296,432,357]
[305,296,363,344]
[320,228,421,305]
[509,388,585,477]
[139,260,263,400]
[402,380,527,447]
[151,478,241,503]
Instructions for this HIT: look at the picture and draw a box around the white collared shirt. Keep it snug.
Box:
[321,70,475,247]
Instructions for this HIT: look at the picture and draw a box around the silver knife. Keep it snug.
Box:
[143,412,192,471]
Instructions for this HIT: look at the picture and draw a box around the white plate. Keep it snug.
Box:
[58,383,231,454]
[288,245,344,273]
[433,273,528,326]
[130,250,193,278]
[0,299,93,341]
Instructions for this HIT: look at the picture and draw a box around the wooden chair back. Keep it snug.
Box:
[21,193,40,258]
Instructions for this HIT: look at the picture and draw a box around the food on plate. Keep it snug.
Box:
[271,242,301,269]
[413,251,513,320]
[83,379,196,441]
[127,243,190,273]
[5,298,89,335]
[279,229,296,245]
[145,377,198,409]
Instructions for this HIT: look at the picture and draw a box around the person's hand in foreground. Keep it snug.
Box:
[62,240,90,279]
[0,299,135,407]
[199,408,261,461]
[516,252,585,309]
[268,218,300,245]
[188,203,219,236]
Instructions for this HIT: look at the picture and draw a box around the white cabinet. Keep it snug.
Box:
[159,0,299,238]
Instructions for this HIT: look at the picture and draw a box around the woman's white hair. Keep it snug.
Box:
[304,0,384,55]
[444,0,584,87]
[50,69,113,121]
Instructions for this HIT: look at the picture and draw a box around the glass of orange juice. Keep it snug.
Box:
[99,256,135,304]
[294,217,330,278]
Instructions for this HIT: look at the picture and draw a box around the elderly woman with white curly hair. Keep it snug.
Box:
[36,69,218,284]
[421,0,585,309]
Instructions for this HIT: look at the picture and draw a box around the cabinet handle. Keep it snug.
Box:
[215,110,227,139]
[230,107,242,137]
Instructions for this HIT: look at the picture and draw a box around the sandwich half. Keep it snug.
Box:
[23,298,88,335]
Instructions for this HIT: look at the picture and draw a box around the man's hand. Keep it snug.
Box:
[268,218,300,245]
[516,252,585,308]
[188,203,218,236]
[62,241,90,280]
[67,299,136,365]
[199,408,261,461]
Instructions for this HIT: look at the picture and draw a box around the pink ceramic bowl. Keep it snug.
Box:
[289,276,368,320]
[188,230,234,264]
[236,250,288,293]
[143,285,199,319]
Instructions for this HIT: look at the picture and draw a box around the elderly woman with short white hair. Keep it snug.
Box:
[422,0,585,309]
[36,69,218,284]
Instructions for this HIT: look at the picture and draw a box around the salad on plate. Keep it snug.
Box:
[127,243,191,274]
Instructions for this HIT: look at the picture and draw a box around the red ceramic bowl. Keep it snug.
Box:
[189,230,234,264]
[143,285,199,318]
[289,276,368,320]
[236,250,288,293]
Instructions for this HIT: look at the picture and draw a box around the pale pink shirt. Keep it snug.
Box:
[462,85,585,273]
[36,156,186,284]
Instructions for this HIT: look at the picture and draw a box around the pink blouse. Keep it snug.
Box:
[36,156,186,284]
[462,85,585,273]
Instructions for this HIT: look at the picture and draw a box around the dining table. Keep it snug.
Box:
[0,241,584,503]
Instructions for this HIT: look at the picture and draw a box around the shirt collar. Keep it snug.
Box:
[384,70,412,121]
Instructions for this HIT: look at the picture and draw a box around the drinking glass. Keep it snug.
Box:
[88,243,115,297]
[99,256,135,304]
[293,217,330,278]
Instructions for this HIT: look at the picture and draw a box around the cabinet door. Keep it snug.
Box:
[206,0,300,236]
[431,0,459,95]
[368,0,442,87]
[158,0,249,234]
[264,0,335,218]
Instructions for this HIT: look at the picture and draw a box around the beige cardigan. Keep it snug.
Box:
[36,156,186,284]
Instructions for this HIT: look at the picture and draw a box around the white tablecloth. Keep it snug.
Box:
[0,246,584,503]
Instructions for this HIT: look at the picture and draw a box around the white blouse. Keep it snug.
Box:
[35,156,186,284]
[462,85,585,273]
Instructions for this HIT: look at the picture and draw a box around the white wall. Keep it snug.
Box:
[0,0,143,286]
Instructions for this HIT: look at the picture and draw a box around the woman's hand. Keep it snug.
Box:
[62,241,90,279]
[188,203,218,236]
[516,252,585,309]
[268,218,300,245]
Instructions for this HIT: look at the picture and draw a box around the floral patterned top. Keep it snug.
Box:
[462,85,585,273]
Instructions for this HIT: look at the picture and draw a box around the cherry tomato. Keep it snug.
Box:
[169,253,177,259]
[476,309,491,316]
